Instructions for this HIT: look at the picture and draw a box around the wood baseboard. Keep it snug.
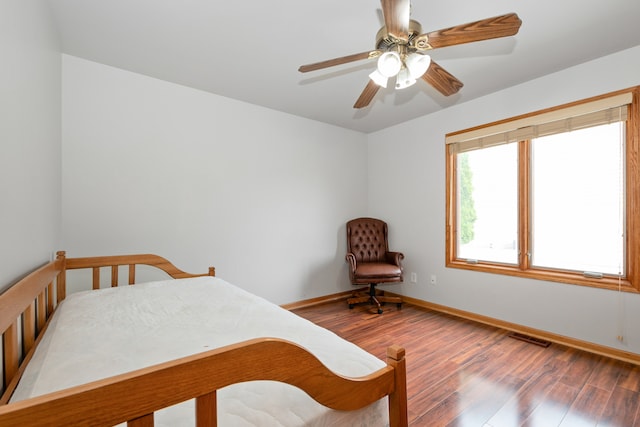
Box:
[283,290,640,365]
[280,291,354,310]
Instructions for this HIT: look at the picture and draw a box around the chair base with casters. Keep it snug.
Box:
[348,284,402,314]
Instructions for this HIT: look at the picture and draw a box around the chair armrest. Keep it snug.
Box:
[345,253,357,272]
[385,251,404,267]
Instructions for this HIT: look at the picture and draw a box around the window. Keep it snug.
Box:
[446,88,640,292]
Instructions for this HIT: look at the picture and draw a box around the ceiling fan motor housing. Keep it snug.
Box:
[375,19,427,52]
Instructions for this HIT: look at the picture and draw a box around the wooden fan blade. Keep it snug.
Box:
[415,13,522,50]
[420,60,463,96]
[298,51,381,73]
[381,0,410,43]
[354,80,381,109]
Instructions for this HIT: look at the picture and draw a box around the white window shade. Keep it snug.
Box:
[446,92,633,154]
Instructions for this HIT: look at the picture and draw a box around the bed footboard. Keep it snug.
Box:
[0,338,408,427]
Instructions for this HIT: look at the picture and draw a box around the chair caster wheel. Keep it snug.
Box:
[377,308,383,314]
[349,304,354,309]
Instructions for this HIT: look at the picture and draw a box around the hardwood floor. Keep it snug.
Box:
[292,300,640,427]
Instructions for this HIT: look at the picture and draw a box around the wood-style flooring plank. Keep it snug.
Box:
[292,301,640,426]
[558,384,609,427]
[559,350,601,389]
[520,382,580,426]
[618,363,640,392]
[586,357,625,391]
[485,355,570,427]
[598,387,640,427]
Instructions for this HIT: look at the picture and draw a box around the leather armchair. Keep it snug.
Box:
[345,217,403,314]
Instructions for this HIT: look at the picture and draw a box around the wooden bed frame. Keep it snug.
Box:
[0,251,408,426]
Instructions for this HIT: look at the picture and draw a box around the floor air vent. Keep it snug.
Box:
[508,332,551,347]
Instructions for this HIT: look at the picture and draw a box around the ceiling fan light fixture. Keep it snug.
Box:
[377,51,402,78]
[395,67,416,90]
[405,53,432,79]
[369,69,388,88]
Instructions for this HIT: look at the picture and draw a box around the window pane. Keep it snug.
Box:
[531,123,625,275]
[457,143,518,264]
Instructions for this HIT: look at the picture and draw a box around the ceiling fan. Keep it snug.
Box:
[298,0,522,108]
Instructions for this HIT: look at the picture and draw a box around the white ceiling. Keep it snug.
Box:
[47,0,640,133]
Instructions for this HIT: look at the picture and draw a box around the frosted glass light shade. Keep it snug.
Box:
[377,52,402,78]
[369,69,388,88]
[395,67,416,90]
[405,53,431,79]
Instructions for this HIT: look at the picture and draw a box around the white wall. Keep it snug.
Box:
[0,0,61,291]
[61,55,368,304]
[368,45,640,354]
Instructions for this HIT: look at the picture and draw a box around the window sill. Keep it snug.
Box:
[446,259,639,293]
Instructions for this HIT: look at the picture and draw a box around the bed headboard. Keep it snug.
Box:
[0,251,215,403]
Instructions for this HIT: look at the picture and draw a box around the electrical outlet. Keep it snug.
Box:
[430,274,437,285]
[410,272,417,283]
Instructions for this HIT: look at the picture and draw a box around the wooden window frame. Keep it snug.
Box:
[445,87,640,293]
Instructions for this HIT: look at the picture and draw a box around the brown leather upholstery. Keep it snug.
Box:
[345,217,403,314]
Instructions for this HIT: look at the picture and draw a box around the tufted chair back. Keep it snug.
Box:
[346,218,389,263]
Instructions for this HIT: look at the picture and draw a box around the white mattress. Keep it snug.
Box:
[11,276,388,426]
